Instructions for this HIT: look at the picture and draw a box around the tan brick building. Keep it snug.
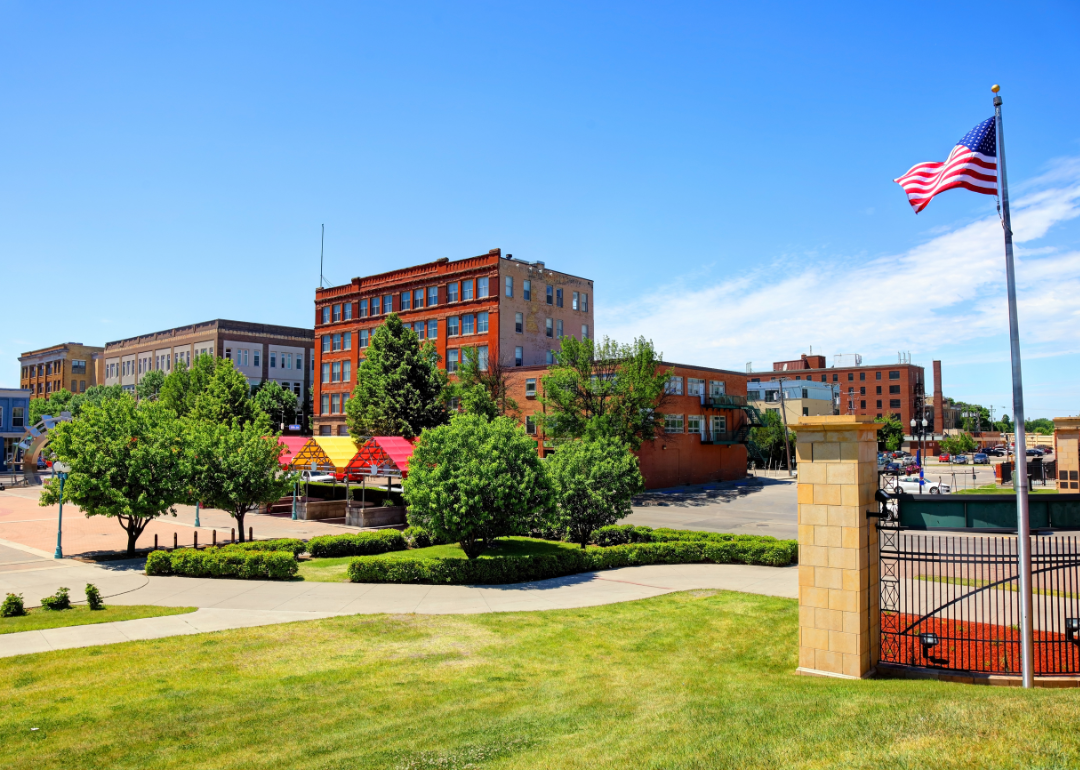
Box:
[19,342,104,399]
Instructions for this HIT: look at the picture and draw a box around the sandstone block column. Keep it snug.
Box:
[795,415,882,679]
[1053,417,1080,491]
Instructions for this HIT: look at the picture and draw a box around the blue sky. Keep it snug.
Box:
[2,1,1079,418]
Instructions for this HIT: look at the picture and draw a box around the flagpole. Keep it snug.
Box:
[993,84,1034,689]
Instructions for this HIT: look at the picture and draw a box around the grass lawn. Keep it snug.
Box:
[0,605,195,635]
[956,484,1058,495]
[297,537,581,582]
[4,591,1080,769]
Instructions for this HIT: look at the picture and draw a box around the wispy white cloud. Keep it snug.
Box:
[599,158,1080,371]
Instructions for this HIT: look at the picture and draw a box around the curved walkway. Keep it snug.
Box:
[0,561,797,658]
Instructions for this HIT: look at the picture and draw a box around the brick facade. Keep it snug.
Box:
[19,343,104,399]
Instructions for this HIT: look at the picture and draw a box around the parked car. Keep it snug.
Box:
[973,453,989,464]
[938,453,951,463]
[986,447,1004,457]
[890,476,951,494]
[1026,448,1045,457]
[953,455,969,464]
[882,462,902,473]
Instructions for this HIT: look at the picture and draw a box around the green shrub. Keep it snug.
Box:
[403,527,432,549]
[591,524,654,547]
[307,530,406,558]
[40,587,72,611]
[1,593,26,617]
[220,538,307,557]
[85,583,105,610]
[145,548,298,580]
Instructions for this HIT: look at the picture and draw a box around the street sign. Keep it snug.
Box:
[288,424,301,431]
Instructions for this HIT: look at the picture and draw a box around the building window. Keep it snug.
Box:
[321,394,329,415]
[321,307,331,324]
[401,291,411,311]
[556,319,563,337]
[890,399,902,409]
[582,324,589,339]
[254,351,261,368]
[572,291,579,310]
[665,376,683,395]
[360,329,369,348]
[523,280,531,301]
[478,312,489,333]
[515,312,523,333]
[545,318,553,338]
[859,372,865,381]
[876,386,882,395]
[505,276,513,297]
[343,332,352,350]
[72,360,86,375]
[546,350,554,365]
[463,280,474,301]
[12,407,24,427]
[448,282,459,302]
[427,319,438,339]
[556,288,564,308]
[687,378,705,397]
[860,400,866,409]
[447,349,459,373]
[428,286,438,306]
[526,415,537,435]
[463,314,475,335]
[343,361,351,382]
[225,348,232,361]
[477,277,488,297]
[332,362,341,383]
[415,288,424,309]
[71,379,77,391]
[448,316,460,336]
[877,400,882,408]
[687,415,704,436]
[321,363,330,383]
[414,321,425,339]
[333,334,342,352]
[847,373,854,381]
[860,387,865,395]
[344,302,353,321]
[802,388,809,398]
[803,406,810,416]
[546,285,553,305]
[889,385,901,394]
[360,299,369,317]
[525,378,537,397]
[709,380,726,397]
[333,304,341,322]
[889,371,900,380]
[331,394,340,414]
[710,415,726,436]
[477,346,489,371]
[876,371,882,380]
[383,294,393,313]
[321,336,331,353]
[515,347,523,367]
[372,296,381,315]
[832,374,838,382]
[664,414,684,433]
[582,293,589,312]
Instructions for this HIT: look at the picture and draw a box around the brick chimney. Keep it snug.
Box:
[933,360,944,434]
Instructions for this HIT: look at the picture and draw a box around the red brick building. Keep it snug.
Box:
[504,362,752,489]
[746,353,936,429]
[313,248,594,435]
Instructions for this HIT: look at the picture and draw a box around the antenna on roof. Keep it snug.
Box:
[320,224,325,289]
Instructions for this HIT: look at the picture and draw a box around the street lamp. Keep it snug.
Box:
[52,461,70,559]
[910,418,928,494]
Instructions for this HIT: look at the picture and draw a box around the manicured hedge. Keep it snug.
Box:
[306,530,407,558]
[145,548,298,580]
[220,539,308,557]
[347,537,796,585]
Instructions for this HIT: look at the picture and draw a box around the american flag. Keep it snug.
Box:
[894,118,998,213]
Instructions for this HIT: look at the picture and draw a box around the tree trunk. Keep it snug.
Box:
[460,536,485,559]
[236,509,246,542]
[127,528,139,557]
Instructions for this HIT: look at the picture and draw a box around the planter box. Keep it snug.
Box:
[346,501,406,528]
[296,499,346,521]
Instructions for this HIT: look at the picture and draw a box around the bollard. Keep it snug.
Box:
[155,534,158,550]
[173,532,178,549]
[194,531,198,549]
[231,528,235,544]
[213,530,217,546]
[249,526,253,542]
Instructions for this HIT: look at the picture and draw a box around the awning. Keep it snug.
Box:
[277,436,310,469]
[289,436,360,473]
[345,436,417,478]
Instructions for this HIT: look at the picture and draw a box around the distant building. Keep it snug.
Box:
[0,388,30,472]
[102,319,315,409]
[312,248,595,436]
[19,343,104,399]
[747,379,839,424]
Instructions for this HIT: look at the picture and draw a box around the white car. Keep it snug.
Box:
[889,476,951,495]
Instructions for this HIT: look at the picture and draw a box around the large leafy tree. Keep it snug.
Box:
[874,415,905,452]
[456,348,519,419]
[192,358,257,426]
[187,413,294,542]
[540,336,671,450]
[545,437,645,548]
[160,354,217,418]
[39,397,188,556]
[940,432,978,455]
[136,370,165,401]
[30,385,126,425]
[748,409,793,468]
[404,414,552,558]
[345,313,449,439]
[253,381,299,429]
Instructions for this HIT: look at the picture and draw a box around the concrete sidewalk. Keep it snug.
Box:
[0,562,797,658]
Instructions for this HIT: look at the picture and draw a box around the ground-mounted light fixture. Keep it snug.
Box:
[1066,618,1080,642]
[919,632,940,659]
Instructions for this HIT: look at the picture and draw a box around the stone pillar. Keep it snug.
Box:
[1053,417,1080,491]
[795,415,882,679]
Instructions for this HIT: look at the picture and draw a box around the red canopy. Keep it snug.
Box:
[277,436,311,469]
[344,436,416,478]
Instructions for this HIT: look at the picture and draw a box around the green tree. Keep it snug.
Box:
[540,336,670,451]
[345,314,449,439]
[160,354,217,418]
[748,409,792,467]
[456,348,519,418]
[545,437,645,548]
[253,381,299,428]
[403,414,552,558]
[30,386,126,425]
[187,413,294,542]
[1025,418,1055,436]
[192,358,257,426]
[136,370,165,401]
[940,432,978,455]
[460,383,498,420]
[39,397,188,556]
[874,415,905,451]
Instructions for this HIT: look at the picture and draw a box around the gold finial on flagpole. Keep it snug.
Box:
[991,84,1000,93]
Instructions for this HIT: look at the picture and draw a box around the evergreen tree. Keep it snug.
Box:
[192,358,257,426]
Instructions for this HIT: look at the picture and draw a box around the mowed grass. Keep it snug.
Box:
[0,605,195,635]
[297,536,581,582]
[4,591,1080,769]
[956,484,1058,495]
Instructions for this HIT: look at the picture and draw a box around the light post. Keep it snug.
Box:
[195,500,201,528]
[910,418,928,493]
[52,462,70,559]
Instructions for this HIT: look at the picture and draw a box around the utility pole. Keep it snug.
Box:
[776,378,795,476]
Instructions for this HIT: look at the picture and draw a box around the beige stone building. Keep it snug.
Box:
[1053,417,1080,491]
[19,342,105,398]
[747,379,838,425]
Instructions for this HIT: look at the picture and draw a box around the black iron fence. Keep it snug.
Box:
[879,525,1080,675]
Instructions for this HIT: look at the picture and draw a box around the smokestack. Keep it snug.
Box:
[933,360,944,434]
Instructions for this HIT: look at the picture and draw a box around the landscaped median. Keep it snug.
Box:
[146,541,302,579]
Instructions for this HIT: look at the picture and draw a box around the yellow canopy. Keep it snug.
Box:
[289,437,360,472]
